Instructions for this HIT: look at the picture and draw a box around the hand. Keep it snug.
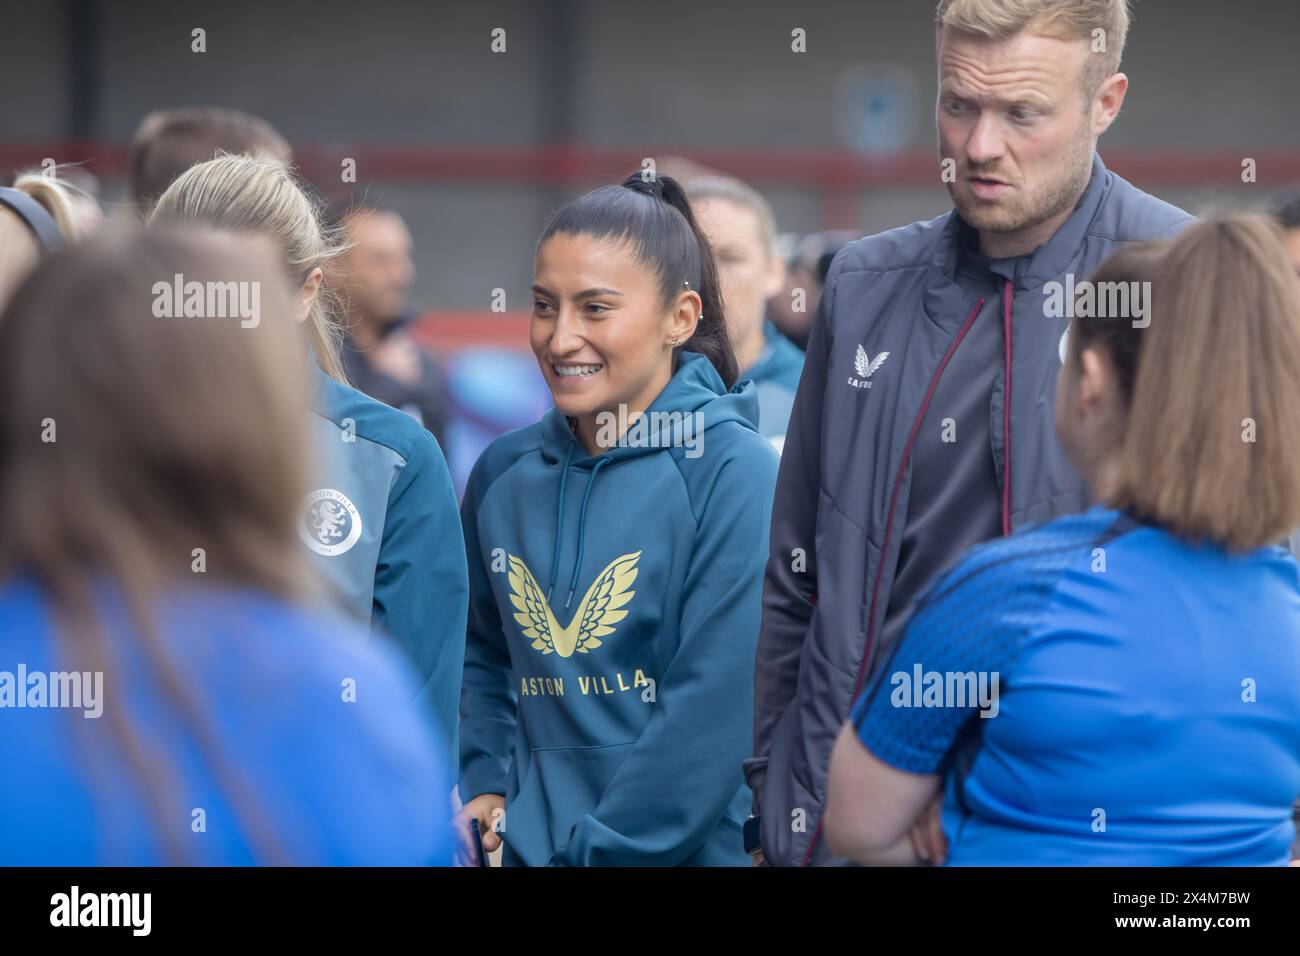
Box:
[750,849,765,867]
[453,793,505,866]
[908,793,947,866]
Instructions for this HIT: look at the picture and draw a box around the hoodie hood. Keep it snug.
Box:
[538,351,759,466]
[534,351,759,609]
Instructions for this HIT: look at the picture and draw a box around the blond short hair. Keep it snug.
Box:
[683,175,779,255]
[936,0,1131,98]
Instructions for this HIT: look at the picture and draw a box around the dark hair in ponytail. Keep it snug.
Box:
[538,171,738,388]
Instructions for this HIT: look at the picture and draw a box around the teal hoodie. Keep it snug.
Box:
[741,321,805,445]
[459,352,779,866]
[308,363,469,764]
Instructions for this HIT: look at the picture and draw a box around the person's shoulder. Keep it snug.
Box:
[826,212,953,282]
[189,587,427,705]
[769,333,806,388]
[708,418,781,469]
[673,419,780,517]
[178,589,445,830]
[1095,167,1196,241]
[314,374,431,463]
[0,577,52,655]
[924,508,1124,612]
[0,575,45,619]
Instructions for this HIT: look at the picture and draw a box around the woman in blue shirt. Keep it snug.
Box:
[826,215,1300,866]
[0,229,452,865]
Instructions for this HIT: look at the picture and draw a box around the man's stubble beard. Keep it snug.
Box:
[944,123,1096,238]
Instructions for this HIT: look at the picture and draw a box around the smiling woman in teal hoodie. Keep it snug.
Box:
[457,174,779,866]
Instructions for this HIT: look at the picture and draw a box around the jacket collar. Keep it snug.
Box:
[928,152,1112,317]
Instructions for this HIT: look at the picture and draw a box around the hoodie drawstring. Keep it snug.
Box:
[546,444,577,603]
[566,456,610,609]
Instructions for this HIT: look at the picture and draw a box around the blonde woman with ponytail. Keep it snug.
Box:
[0,170,85,311]
[150,156,469,767]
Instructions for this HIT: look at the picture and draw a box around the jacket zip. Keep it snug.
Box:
[800,296,986,867]
[1001,280,1014,536]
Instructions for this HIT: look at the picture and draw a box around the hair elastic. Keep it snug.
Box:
[0,186,64,253]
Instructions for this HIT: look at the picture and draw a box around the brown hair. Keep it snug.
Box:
[1081,215,1300,551]
[0,226,313,861]
[128,107,292,213]
[936,0,1132,99]
[1068,239,1167,408]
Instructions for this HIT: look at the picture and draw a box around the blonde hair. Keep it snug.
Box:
[683,174,780,255]
[936,0,1131,98]
[1108,214,1300,551]
[148,153,349,382]
[0,170,85,311]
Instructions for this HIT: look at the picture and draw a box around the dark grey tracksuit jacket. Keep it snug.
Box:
[747,154,1194,866]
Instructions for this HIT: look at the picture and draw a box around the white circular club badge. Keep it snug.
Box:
[299,488,363,556]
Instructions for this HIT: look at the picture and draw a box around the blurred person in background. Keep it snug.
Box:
[440,348,554,496]
[767,230,857,350]
[686,175,804,449]
[1271,191,1300,276]
[455,174,778,866]
[750,0,1194,866]
[0,171,81,311]
[150,155,469,767]
[827,217,1300,866]
[328,203,449,446]
[0,228,453,864]
[127,106,292,215]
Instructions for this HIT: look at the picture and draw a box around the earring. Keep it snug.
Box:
[670,336,681,347]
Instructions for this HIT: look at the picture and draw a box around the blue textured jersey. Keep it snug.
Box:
[0,578,454,865]
[852,507,1300,865]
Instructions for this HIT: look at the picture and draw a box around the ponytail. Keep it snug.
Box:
[624,174,738,388]
[539,172,739,388]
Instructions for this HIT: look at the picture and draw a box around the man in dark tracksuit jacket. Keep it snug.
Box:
[747,152,1193,865]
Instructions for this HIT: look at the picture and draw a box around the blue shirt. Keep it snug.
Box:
[852,507,1300,865]
[0,578,454,865]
